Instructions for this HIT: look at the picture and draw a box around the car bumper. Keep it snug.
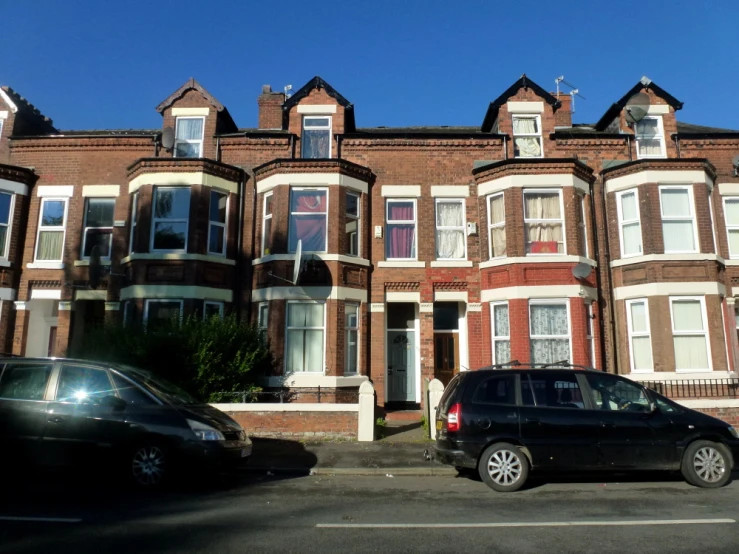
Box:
[433,445,477,469]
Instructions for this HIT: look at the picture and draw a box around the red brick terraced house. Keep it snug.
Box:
[1,74,738,413]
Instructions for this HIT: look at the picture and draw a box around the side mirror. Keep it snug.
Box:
[100,395,127,411]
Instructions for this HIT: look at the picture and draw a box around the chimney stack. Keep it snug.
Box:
[258,85,285,130]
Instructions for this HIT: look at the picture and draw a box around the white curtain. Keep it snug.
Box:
[436,202,465,259]
[489,195,506,257]
[525,193,563,253]
[513,117,542,157]
[286,304,324,373]
[37,230,63,260]
[530,304,570,364]
[672,300,709,370]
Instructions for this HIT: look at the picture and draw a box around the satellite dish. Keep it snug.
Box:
[161,127,175,150]
[572,262,592,280]
[292,239,303,285]
[624,92,650,124]
[89,245,102,289]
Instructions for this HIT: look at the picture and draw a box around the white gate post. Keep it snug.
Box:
[427,379,445,440]
[357,380,376,442]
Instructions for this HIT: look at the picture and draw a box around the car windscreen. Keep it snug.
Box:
[115,365,200,405]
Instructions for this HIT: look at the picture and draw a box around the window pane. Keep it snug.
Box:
[493,304,509,336]
[725,199,739,225]
[433,303,459,331]
[154,222,187,250]
[661,189,691,217]
[472,375,516,405]
[86,199,114,228]
[663,221,695,251]
[622,222,642,255]
[155,189,190,219]
[672,300,703,331]
[302,129,330,158]
[620,192,637,220]
[674,336,709,370]
[56,365,113,403]
[632,337,653,370]
[210,191,227,223]
[630,302,648,333]
[176,118,203,140]
[209,224,224,254]
[42,200,65,227]
[0,363,52,400]
[0,193,11,225]
[84,228,112,257]
[37,230,64,260]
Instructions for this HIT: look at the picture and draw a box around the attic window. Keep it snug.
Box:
[512,115,543,158]
[635,116,665,158]
[174,117,204,158]
[302,116,331,158]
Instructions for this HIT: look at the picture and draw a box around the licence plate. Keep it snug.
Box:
[436,420,442,431]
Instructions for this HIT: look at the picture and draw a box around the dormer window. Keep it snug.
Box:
[512,115,543,158]
[635,116,665,158]
[174,117,204,158]
[302,116,331,158]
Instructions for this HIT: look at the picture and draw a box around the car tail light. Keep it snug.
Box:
[447,402,462,432]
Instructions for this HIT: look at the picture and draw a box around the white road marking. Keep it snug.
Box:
[0,516,82,523]
[317,518,736,529]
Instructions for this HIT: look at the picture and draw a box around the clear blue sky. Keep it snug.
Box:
[3,0,737,131]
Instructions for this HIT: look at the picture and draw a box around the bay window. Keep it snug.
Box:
[529,301,571,364]
[435,199,466,260]
[82,198,115,258]
[635,116,665,158]
[0,192,13,259]
[512,115,543,158]
[174,117,204,158]
[289,188,327,252]
[208,190,227,256]
[670,297,711,372]
[488,193,506,258]
[151,187,190,252]
[491,302,510,365]
[301,116,331,158]
[626,298,653,372]
[524,190,564,254]
[616,189,643,257]
[35,198,68,261]
[285,301,325,373]
[386,199,416,260]
[660,186,698,253]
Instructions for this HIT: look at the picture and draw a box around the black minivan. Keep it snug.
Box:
[0,357,252,487]
[434,366,739,492]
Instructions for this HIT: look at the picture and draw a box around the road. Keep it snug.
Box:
[1,470,738,553]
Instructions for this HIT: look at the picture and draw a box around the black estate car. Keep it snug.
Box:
[0,357,252,487]
[433,365,739,492]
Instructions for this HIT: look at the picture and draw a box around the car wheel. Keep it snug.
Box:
[681,440,733,488]
[130,442,169,488]
[478,442,529,492]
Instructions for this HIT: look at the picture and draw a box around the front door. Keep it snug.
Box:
[434,333,459,386]
[387,331,415,402]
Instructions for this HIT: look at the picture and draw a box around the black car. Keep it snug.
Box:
[0,357,252,487]
[433,365,739,492]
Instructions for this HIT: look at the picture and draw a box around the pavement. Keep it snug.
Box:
[248,421,455,476]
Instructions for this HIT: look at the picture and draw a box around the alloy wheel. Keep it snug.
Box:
[693,446,726,484]
[486,449,522,486]
[132,445,166,486]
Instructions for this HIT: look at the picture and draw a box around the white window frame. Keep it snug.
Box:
[385,198,418,261]
[528,299,573,364]
[301,115,332,158]
[257,302,269,334]
[523,189,566,256]
[207,189,228,257]
[635,115,665,159]
[143,299,184,325]
[81,197,115,259]
[35,197,68,262]
[659,185,699,254]
[285,300,326,374]
[723,197,739,259]
[174,116,204,158]
[346,191,360,257]
[203,300,224,320]
[435,198,467,260]
[669,296,712,373]
[151,187,190,253]
[490,301,510,365]
[579,194,589,259]
[344,302,360,375]
[616,188,643,258]
[262,192,273,256]
[129,191,138,255]
[487,192,506,259]
[0,191,15,260]
[625,298,653,373]
[512,114,543,158]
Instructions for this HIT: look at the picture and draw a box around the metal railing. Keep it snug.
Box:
[212,387,360,404]
[639,379,739,399]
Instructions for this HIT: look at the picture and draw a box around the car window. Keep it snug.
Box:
[585,374,651,413]
[55,365,114,403]
[111,372,155,405]
[0,363,52,401]
[471,374,516,405]
[527,373,584,409]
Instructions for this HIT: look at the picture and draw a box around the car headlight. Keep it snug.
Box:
[728,426,739,439]
[187,419,225,441]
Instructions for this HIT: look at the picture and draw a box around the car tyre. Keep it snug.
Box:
[478,442,529,492]
[129,441,169,488]
[681,440,733,488]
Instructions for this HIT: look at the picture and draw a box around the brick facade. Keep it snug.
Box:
[1,74,738,408]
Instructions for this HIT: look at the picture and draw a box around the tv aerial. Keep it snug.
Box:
[624,92,651,125]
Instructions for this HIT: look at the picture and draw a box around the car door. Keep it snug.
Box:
[583,373,668,469]
[461,372,519,448]
[518,371,600,470]
[43,362,127,466]
[0,361,55,464]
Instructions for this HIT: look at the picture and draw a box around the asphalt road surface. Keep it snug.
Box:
[1,470,738,553]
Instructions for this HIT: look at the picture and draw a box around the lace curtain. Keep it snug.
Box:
[524,193,563,253]
[530,304,570,364]
[513,117,542,157]
[489,195,506,257]
[436,202,465,259]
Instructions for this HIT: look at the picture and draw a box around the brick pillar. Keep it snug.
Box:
[55,302,73,357]
[370,305,386,406]
[467,303,485,369]
[419,303,434,411]
[11,301,29,356]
